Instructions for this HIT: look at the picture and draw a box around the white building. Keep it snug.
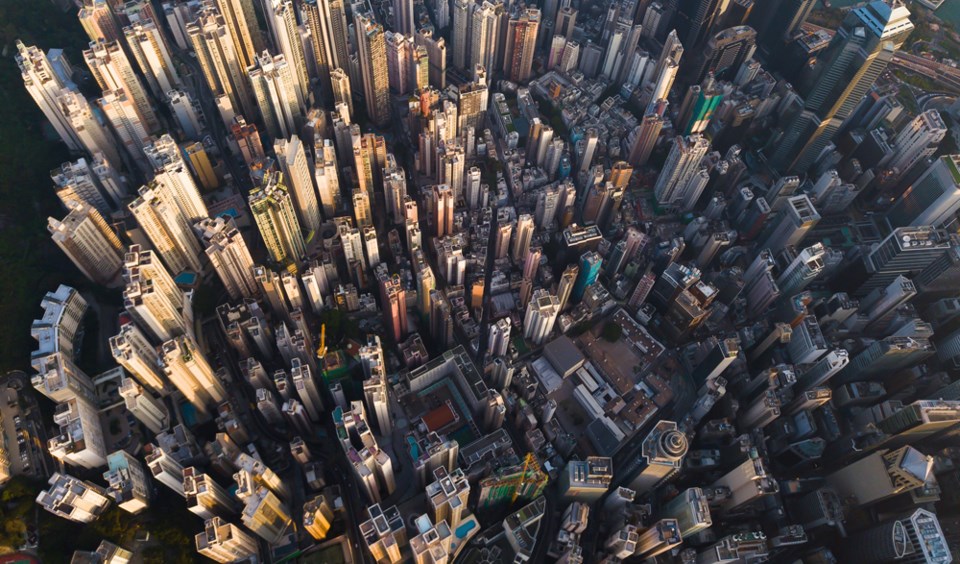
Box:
[248,51,303,140]
[48,397,107,470]
[37,473,111,523]
[195,217,257,300]
[524,289,560,345]
[103,450,151,514]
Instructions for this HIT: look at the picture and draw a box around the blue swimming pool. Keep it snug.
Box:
[455,520,476,539]
[174,272,198,285]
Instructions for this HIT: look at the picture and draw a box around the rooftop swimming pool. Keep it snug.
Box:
[174,272,198,285]
[455,520,476,539]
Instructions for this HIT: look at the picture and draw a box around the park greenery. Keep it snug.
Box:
[0,477,35,551]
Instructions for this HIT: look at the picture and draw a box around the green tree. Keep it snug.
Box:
[602,322,623,342]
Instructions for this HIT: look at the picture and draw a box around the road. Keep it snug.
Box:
[891,52,960,93]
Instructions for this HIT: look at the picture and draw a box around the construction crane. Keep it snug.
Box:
[512,452,542,503]
[315,324,327,359]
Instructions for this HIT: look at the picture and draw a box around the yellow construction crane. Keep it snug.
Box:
[512,452,542,503]
[315,324,327,359]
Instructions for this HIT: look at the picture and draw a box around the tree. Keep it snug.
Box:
[0,476,37,502]
[602,322,623,342]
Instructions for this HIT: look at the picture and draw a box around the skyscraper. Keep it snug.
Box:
[695,25,757,83]
[83,40,159,133]
[301,0,333,99]
[250,171,307,267]
[507,8,540,82]
[452,0,471,70]
[56,89,124,170]
[628,421,688,493]
[48,396,108,469]
[854,226,951,295]
[144,135,209,223]
[884,109,946,179]
[471,2,500,73]
[248,52,303,140]
[122,246,188,343]
[353,191,373,230]
[758,195,819,255]
[513,214,535,264]
[359,503,407,562]
[826,445,932,506]
[769,1,913,172]
[268,0,310,105]
[887,155,960,229]
[187,7,257,119]
[303,495,335,541]
[674,0,725,49]
[394,0,415,35]
[654,134,711,210]
[661,487,712,538]
[230,116,264,166]
[795,349,849,391]
[556,264,579,312]
[111,321,166,392]
[751,0,817,55]
[380,275,408,342]
[523,289,560,345]
[129,183,204,275]
[275,136,321,236]
[628,101,668,166]
[37,473,111,524]
[875,399,960,449]
[355,12,392,127]
[837,509,951,564]
[416,28,448,88]
[213,0,263,69]
[118,377,170,433]
[438,142,466,200]
[123,20,181,98]
[384,154,408,224]
[51,158,112,219]
[433,184,455,237]
[385,32,413,95]
[359,336,392,435]
[160,335,228,414]
[412,45,429,91]
[98,89,152,171]
[196,516,260,563]
[577,127,599,176]
[558,457,613,502]
[323,0,352,75]
[330,67,353,119]
[352,131,386,201]
[195,217,257,300]
[234,470,293,543]
[184,467,238,520]
[291,358,324,421]
[488,318,511,357]
[78,0,121,43]
[426,467,469,529]
[635,519,682,560]
[102,450,151,514]
[680,88,725,142]
[776,243,826,296]
[556,6,577,40]
[571,251,602,302]
[314,138,341,218]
